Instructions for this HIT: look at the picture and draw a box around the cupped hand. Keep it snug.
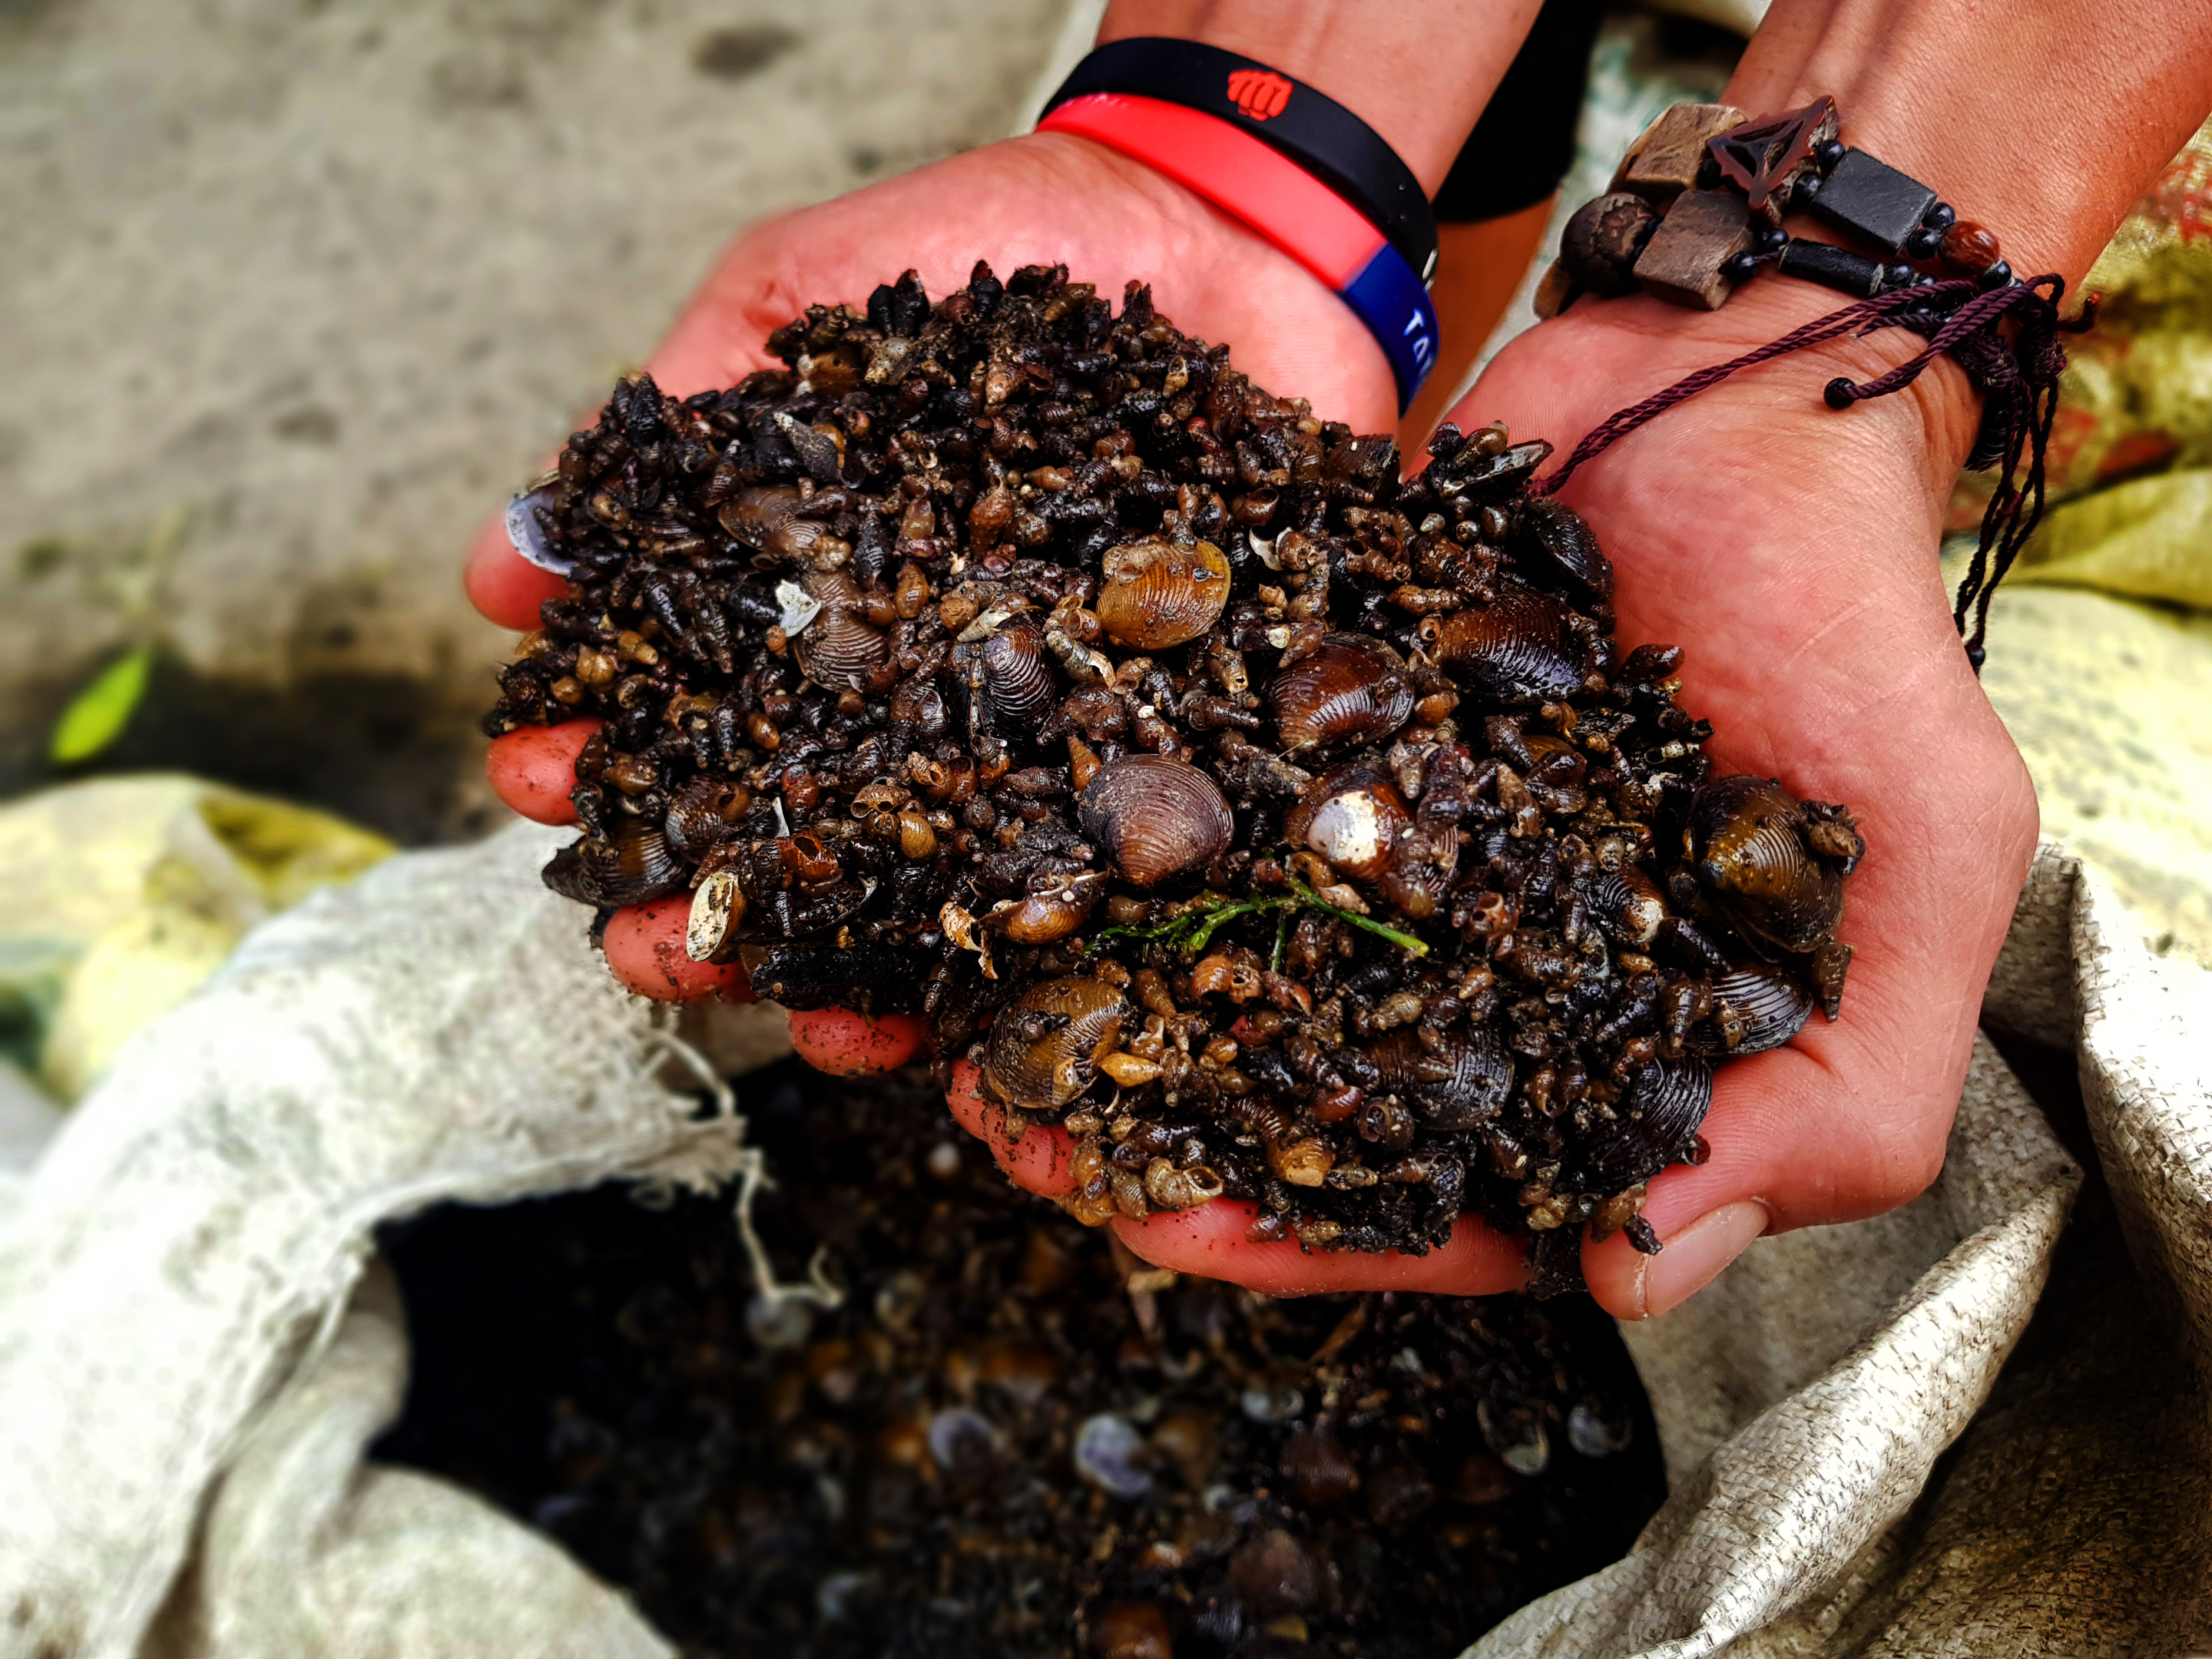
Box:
[1449,276,2038,1317]
[473,133,1532,1297]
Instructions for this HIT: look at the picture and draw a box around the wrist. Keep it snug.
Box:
[1095,1,1538,194]
[1728,0,2212,286]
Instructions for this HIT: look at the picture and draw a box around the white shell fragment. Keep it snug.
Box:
[776,578,822,637]
[684,870,741,963]
[505,482,575,575]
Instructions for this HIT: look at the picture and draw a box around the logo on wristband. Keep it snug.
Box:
[1225,68,1293,123]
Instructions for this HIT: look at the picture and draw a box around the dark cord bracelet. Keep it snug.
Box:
[1042,36,1439,285]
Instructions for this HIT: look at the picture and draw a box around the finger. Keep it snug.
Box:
[465,513,568,632]
[485,720,600,826]
[1582,1023,1957,1320]
[944,1059,1081,1197]
[1112,1204,1531,1298]
[601,896,753,1002]
[787,1008,930,1075]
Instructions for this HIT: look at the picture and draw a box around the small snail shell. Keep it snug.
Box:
[1078,757,1234,888]
[1267,634,1416,753]
[1421,585,1586,704]
[1094,537,1230,650]
[980,976,1131,1111]
[1690,965,1814,1057]
[791,569,891,693]
[1144,1159,1225,1209]
[542,819,685,909]
[1281,764,1409,881]
[1680,775,1849,955]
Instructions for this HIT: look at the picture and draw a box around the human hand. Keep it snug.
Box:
[472,131,1532,1296]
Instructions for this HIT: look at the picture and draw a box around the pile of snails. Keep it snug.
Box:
[488,262,1863,1261]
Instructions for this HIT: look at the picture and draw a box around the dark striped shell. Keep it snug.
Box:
[1369,1025,1513,1131]
[1578,866,1667,948]
[792,569,891,693]
[1267,635,1416,753]
[1422,586,1586,704]
[1514,496,1614,600]
[543,819,686,909]
[717,485,839,561]
[1077,757,1234,888]
[1095,537,1231,649]
[1684,775,1846,955]
[1578,1059,1714,1190]
[981,977,1131,1110]
[1692,965,1815,1057]
[978,620,1057,731]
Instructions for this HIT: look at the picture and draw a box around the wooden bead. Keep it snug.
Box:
[1559,193,1658,296]
[1939,220,2003,273]
[1631,189,1753,310]
[1614,104,1746,201]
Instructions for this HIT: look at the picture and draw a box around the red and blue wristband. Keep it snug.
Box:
[1037,88,1440,414]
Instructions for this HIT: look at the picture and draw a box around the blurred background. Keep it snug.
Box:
[1,0,2207,1124]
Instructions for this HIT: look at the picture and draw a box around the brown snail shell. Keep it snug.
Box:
[1690,965,1814,1057]
[1677,775,1848,955]
[791,569,891,693]
[543,819,686,909]
[1422,585,1586,704]
[980,976,1131,1111]
[1514,496,1614,601]
[988,871,1108,945]
[1580,1059,1713,1189]
[1078,757,1233,889]
[1267,634,1416,753]
[1369,1025,1512,1131]
[1281,763,1409,881]
[1094,537,1230,649]
[978,619,1058,732]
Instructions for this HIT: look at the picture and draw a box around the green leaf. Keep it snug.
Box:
[50,646,152,764]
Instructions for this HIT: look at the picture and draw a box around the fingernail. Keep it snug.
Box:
[1633,1200,1769,1318]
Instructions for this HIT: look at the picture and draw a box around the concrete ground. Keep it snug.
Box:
[0,0,1067,840]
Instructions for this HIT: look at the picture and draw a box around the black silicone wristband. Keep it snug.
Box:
[1042,36,1439,285]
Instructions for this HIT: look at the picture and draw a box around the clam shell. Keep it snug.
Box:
[1094,537,1230,650]
[505,482,574,575]
[1267,634,1415,752]
[981,976,1131,1110]
[542,820,685,909]
[1425,586,1586,704]
[1078,757,1234,888]
[792,569,890,693]
[1687,775,1844,955]
[1691,965,1814,1057]
[978,619,1056,730]
[1580,1059,1713,1189]
[1580,866,1667,947]
[717,485,837,561]
[1370,1025,1512,1130]
[1515,497,1613,600]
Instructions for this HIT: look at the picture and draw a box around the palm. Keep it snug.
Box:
[1456,290,2038,1303]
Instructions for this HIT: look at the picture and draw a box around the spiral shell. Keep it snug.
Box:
[990,871,1107,945]
[1267,635,1416,753]
[1078,757,1233,888]
[1369,1024,1512,1131]
[980,976,1131,1110]
[1691,965,1814,1057]
[1681,775,1846,955]
[1422,586,1586,704]
[1094,537,1231,649]
[1281,763,1409,881]
[543,819,686,909]
[791,569,891,693]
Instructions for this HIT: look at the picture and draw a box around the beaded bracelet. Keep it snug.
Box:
[1538,97,2018,316]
